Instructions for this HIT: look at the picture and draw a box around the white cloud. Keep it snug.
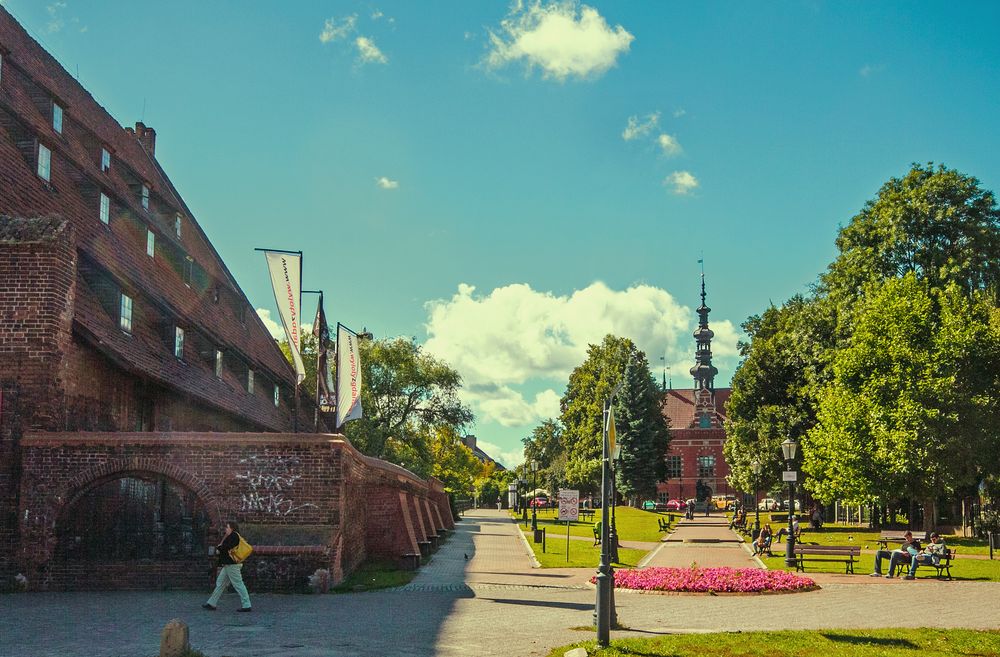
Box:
[46,2,67,33]
[665,170,699,195]
[859,63,884,78]
[657,133,682,156]
[320,14,357,43]
[485,1,634,81]
[622,111,660,141]
[356,36,388,64]
[375,176,399,189]
[423,282,738,428]
[371,10,384,20]
[476,438,526,469]
[673,108,686,118]
[255,308,312,341]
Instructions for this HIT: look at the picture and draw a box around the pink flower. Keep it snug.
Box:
[591,567,815,593]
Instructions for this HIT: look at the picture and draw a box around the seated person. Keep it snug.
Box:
[753,524,773,555]
[904,532,947,580]
[870,530,919,578]
[774,515,801,542]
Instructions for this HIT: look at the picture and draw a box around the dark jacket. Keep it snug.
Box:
[216,531,240,566]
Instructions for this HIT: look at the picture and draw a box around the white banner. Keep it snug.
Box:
[558,489,579,522]
[263,251,305,383]
[336,324,363,428]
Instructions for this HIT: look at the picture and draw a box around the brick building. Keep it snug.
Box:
[655,276,736,504]
[0,9,452,591]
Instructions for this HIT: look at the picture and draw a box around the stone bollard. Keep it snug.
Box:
[565,648,588,657]
[160,619,190,657]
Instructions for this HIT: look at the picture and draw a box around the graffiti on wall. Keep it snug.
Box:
[235,452,318,517]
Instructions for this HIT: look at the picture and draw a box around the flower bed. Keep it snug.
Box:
[600,567,816,594]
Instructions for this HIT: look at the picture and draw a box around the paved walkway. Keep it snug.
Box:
[1,509,998,657]
[643,514,762,569]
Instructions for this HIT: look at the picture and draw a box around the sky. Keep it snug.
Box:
[7,0,1000,469]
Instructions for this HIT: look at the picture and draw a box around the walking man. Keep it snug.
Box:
[203,521,252,612]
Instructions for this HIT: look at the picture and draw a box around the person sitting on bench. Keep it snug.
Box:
[775,515,801,542]
[870,530,919,578]
[904,532,947,580]
[753,524,773,555]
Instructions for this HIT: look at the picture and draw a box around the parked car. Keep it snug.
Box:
[665,498,688,511]
[780,499,802,511]
[712,495,736,510]
[758,498,780,511]
[529,496,549,508]
[642,500,668,511]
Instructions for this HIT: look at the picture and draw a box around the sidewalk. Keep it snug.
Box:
[642,514,762,569]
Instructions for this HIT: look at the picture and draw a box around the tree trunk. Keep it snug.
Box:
[923,497,936,536]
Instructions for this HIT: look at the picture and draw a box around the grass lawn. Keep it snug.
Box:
[332,561,417,592]
[749,522,993,556]
[547,629,1000,657]
[522,531,647,568]
[513,506,678,543]
[756,549,1000,581]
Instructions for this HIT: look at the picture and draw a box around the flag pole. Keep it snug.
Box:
[334,322,342,433]
[303,289,324,433]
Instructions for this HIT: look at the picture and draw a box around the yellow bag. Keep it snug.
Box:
[228,534,253,563]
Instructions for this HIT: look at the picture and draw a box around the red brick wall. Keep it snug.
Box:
[13,432,450,591]
[656,427,735,502]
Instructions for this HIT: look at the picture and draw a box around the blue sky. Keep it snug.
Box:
[8,1,1000,467]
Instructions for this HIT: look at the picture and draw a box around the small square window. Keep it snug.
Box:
[37,143,51,181]
[247,370,254,394]
[119,294,133,333]
[174,214,182,238]
[215,350,223,377]
[273,385,280,407]
[100,147,111,172]
[141,184,150,210]
[99,193,110,224]
[174,326,184,359]
[146,229,155,257]
[52,102,63,134]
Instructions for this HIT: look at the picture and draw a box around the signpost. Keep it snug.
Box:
[559,490,579,562]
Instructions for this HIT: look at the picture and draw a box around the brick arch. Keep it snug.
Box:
[53,457,223,531]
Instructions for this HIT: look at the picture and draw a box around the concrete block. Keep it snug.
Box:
[159,619,190,657]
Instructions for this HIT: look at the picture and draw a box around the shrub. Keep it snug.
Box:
[601,566,816,593]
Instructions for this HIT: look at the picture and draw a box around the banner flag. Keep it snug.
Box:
[263,251,305,383]
[313,296,334,413]
[607,406,619,460]
[336,323,363,428]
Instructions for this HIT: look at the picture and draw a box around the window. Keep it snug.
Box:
[247,370,254,394]
[699,414,711,429]
[119,293,133,333]
[141,184,150,210]
[657,491,668,503]
[174,326,184,359]
[99,193,110,224]
[37,143,51,181]
[146,230,155,257]
[184,256,193,287]
[52,102,63,134]
[174,214,182,238]
[215,350,223,377]
[697,455,716,478]
[100,147,110,172]
[273,385,280,407]
[666,455,682,479]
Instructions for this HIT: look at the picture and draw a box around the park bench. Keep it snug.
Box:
[579,509,595,523]
[906,547,957,581]
[877,530,922,550]
[592,524,600,546]
[658,517,670,532]
[794,544,860,574]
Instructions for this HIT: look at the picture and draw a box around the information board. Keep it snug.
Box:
[558,489,579,521]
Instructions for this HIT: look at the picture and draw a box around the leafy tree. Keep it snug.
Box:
[522,419,563,465]
[278,332,319,400]
[429,425,484,496]
[343,337,473,461]
[613,351,671,504]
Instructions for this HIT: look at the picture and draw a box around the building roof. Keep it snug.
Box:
[662,388,731,431]
[0,8,299,428]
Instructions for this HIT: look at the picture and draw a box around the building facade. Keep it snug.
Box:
[656,276,734,503]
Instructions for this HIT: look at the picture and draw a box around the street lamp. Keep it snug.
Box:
[530,460,539,533]
[519,478,528,525]
[781,437,798,567]
[751,458,762,534]
[595,378,624,648]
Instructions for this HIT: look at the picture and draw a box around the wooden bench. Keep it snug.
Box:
[794,545,860,574]
[911,548,957,580]
[877,530,917,550]
[592,524,601,546]
[578,509,595,523]
[658,517,670,532]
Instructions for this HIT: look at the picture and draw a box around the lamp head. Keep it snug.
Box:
[780,437,798,462]
[751,459,761,475]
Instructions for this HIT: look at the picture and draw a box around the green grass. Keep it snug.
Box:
[547,629,1000,657]
[757,548,1000,581]
[751,523,994,556]
[513,506,678,543]
[332,561,417,592]
[522,531,647,568]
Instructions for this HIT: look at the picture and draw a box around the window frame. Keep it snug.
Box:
[146,229,155,258]
[99,192,110,224]
[119,293,133,333]
[174,326,184,359]
[215,350,223,377]
[174,214,182,238]
[141,184,150,210]
[100,147,111,172]
[273,385,280,407]
[52,102,63,134]
[37,142,52,181]
[247,369,254,394]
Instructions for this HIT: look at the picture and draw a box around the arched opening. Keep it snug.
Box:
[57,474,210,561]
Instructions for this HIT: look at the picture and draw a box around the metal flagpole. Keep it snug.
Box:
[303,290,323,433]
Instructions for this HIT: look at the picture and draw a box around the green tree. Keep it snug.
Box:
[343,337,473,462]
[429,425,483,496]
[278,332,319,400]
[613,351,671,504]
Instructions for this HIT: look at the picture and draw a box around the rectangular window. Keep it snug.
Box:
[119,294,133,333]
[52,102,63,134]
[100,147,111,172]
[184,256,193,287]
[37,143,51,181]
[146,229,155,257]
[99,193,110,224]
[697,455,716,478]
[666,455,683,479]
[174,326,184,359]
[215,350,223,377]
[247,370,254,394]
[657,491,668,503]
[273,385,280,407]
[174,214,182,238]
[141,184,150,210]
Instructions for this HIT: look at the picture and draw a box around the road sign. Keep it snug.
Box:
[558,489,579,521]
[782,470,798,482]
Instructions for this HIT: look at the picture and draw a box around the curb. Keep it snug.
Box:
[508,516,542,569]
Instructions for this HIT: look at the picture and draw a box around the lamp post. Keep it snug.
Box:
[519,478,528,525]
[781,437,798,567]
[595,379,624,648]
[751,458,762,534]
[530,460,539,532]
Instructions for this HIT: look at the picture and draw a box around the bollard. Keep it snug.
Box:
[159,619,190,657]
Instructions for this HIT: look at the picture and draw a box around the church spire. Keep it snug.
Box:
[689,272,719,392]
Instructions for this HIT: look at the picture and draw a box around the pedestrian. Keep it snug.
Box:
[496,498,502,511]
[203,521,252,612]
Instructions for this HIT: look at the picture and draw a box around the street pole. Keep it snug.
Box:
[609,481,620,564]
[785,473,796,567]
[531,461,539,533]
[595,397,613,647]
[754,478,761,534]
